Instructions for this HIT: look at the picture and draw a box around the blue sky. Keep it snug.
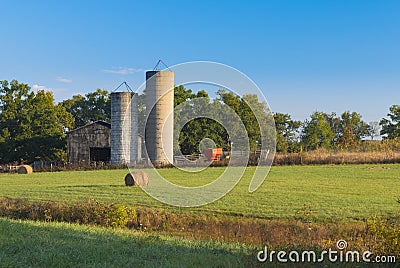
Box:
[1,0,399,123]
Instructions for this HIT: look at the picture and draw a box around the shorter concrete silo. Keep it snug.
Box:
[111,92,132,164]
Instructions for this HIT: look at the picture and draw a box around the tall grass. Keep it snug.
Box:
[274,148,400,165]
[274,139,400,165]
[1,198,399,258]
[0,197,362,247]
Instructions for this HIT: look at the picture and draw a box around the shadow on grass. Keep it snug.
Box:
[54,185,124,188]
[0,218,255,268]
[1,218,392,268]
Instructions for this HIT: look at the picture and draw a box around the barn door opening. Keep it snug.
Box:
[90,147,111,162]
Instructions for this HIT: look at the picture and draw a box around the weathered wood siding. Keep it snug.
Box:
[67,121,111,164]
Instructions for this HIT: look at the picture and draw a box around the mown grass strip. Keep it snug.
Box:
[1,165,399,221]
[0,217,256,268]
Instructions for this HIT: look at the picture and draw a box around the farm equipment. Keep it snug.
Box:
[203,148,223,161]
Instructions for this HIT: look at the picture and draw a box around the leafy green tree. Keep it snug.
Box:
[337,111,369,147]
[325,112,341,143]
[61,89,110,128]
[216,89,241,112]
[174,85,194,107]
[380,105,400,139]
[0,80,73,163]
[240,94,267,150]
[301,111,335,150]
[217,90,273,151]
[274,113,302,153]
[173,86,229,154]
[179,117,228,155]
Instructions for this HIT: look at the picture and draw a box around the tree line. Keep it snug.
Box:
[0,80,399,163]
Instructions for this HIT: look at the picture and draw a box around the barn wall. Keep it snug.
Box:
[67,122,111,164]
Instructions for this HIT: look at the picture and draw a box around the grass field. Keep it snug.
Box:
[1,165,399,267]
[0,164,399,221]
[0,217,256,268]
[3,218,397,267]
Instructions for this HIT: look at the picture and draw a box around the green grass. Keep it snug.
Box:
[0,217,254,268]
[2,218,394,268]
[1,164,399,221]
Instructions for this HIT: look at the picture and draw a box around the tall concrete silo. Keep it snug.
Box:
[145,70,174,166]
[111,92,132,164]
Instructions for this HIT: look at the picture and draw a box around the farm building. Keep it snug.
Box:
[67,121,112,164]
[67,69,173,166]
[67,120,143,164]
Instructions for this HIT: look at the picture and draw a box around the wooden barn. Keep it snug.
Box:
[67,121,111,164]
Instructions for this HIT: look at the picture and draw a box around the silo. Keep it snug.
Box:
[145,70,174,166]
[111,92,132,164]
[130,93,139,164]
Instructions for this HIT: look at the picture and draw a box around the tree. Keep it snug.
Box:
[337,111,369,147]
[178,117,228,155]
[61,89,110,128]
[325,112,341,143]
[174,86,229,155]
[0,80,73,163]
[274,113,302,153]
[301,111,335,150]
[380,105,400,139]
[217,90,273,151]
[368,121,380,140]
[174,85,194,107]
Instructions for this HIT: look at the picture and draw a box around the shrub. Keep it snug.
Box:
[367,216,400,256]
[0,197,137,229]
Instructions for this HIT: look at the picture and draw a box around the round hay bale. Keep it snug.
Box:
[125,174,134,186]
[18,165,33,174]
[125,171,149,186]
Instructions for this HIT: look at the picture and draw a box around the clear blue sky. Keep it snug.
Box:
[1,0,399,123]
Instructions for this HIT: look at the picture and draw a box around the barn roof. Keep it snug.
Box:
[67,120,111,134]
